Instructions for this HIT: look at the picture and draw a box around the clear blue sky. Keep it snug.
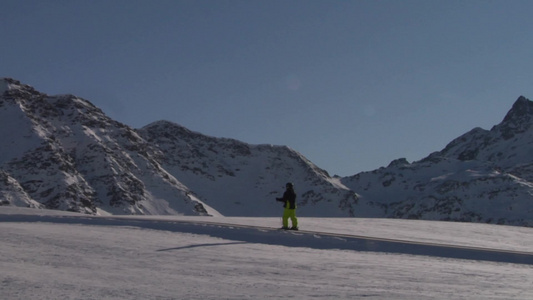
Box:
[2,0,533,176]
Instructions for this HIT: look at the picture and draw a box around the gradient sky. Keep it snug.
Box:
[2,0,533,176]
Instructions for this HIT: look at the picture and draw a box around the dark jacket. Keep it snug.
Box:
[276,188,297,209]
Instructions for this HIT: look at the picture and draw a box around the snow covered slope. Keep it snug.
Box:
[1,207,532,299]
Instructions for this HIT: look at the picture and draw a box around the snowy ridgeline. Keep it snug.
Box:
[1,78,533,226]
[1,207,532,299]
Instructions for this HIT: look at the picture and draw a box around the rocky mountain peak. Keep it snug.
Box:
[387,158,410,168]
[495,96,533,140]
[142,120,206,142]
[1,78,40,98]
[502,96,533,123]
[1,78,21,92]
[436,97,533,163]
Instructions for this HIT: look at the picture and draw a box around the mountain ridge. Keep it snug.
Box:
[0,78,220,216]
[341,96,533,226]
[1,78,531,226]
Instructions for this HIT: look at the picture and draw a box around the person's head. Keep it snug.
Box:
[286,182,294,190]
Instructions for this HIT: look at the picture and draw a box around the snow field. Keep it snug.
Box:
[0,207,532,299]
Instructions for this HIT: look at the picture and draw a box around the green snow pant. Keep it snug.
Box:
[282,208,298,228]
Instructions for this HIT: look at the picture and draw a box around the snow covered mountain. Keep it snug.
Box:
[0,78,220,216]
[0,78,356,217]
[342,96,533,226]
[1,78,531,226]
[138,120,357,217]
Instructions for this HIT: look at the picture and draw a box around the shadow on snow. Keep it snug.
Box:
[2,214,532,265]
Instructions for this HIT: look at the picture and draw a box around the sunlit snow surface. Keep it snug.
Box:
[1,207,532,299]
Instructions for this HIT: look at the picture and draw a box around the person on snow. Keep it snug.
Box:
[276,182,298,230]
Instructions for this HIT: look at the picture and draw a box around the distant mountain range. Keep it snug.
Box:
[1,78,531,226]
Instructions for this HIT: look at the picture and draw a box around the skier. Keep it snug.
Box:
[276,182,298,230]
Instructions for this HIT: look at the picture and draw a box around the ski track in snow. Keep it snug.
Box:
[1,207,532,299]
